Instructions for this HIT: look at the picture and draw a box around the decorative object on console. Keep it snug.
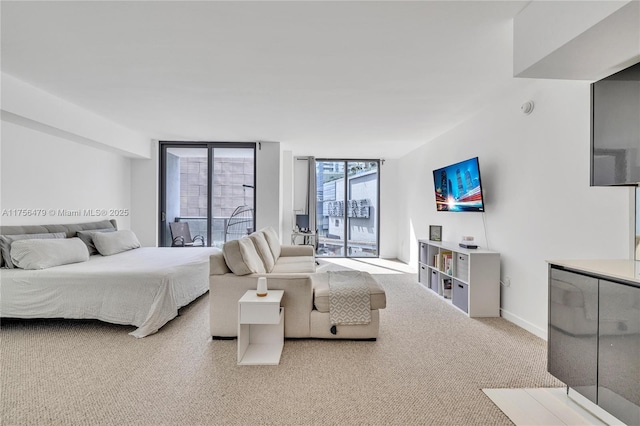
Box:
[459,236,478,249]
[256,277,268,297]
[429,225,442,241]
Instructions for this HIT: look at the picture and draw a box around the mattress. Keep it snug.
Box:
[0,247,220,337]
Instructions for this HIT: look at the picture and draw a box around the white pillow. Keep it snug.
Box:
[93,230,141,256]
[222,237,266,275]
[10,237,89,270]
[76,228,116,255]
[249,232,275,272]
[0,232,66,269]
[260,227,281,260]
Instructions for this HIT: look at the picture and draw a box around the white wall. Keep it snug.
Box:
[0,73,151,233]
[281,151,294,244]
[396,78,632,338]
[256,141,281,233]
[130,140,159,246]
[379,159,398,259]
[1,121,132,229]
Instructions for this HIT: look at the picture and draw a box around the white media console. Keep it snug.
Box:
[418,240,500,317]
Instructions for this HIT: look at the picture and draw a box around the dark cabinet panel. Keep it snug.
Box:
[598,280,640,425]
[548,268,599,403]
[590,62,640,186]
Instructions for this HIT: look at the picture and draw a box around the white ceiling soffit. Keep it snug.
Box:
[514,1,640,81]
[1,1,527,159]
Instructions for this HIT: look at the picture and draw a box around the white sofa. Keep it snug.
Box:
[209,227,386,339]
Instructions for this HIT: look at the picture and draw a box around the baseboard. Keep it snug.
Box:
[500,308,547,340]
[568,387,627,426]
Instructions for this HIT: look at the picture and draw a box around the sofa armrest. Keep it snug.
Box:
[280,244,314,257]
[209,251,230,275]
[210,273,314,338]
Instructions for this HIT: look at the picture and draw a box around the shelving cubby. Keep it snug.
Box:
[418,239,500,317]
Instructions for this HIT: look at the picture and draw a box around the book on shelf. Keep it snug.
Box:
[439,251,453,274]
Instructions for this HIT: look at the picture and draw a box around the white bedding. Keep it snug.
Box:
[0,247,219,337]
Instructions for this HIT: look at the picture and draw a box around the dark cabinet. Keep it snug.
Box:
[597,279,640,426]
[548,265,640,424]
[590,61,640,186]
[548,268,599,403]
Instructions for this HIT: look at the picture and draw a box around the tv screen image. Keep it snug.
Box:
[433,157,485,212]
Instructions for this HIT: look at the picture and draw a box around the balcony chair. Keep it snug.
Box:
[170,222,205,247]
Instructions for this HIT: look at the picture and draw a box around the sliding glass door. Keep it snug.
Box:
[315,159,379,258]
[159,142,255,248]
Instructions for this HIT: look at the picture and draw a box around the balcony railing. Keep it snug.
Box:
[173,216,254,248]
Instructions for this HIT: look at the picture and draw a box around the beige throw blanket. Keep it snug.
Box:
[328,270,371,326]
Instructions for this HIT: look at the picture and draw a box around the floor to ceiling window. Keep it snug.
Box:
[159,142,255,248]
[315,159,379,258]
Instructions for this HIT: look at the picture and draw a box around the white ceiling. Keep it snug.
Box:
[1,1,527,159]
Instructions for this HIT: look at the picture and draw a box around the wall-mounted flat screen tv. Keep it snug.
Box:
[433,157,485,212]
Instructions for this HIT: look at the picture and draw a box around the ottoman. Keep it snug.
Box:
[309,271,386,340]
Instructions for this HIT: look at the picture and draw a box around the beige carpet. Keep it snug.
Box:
[1,262,561,425]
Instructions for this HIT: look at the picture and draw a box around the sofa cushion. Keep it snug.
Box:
[260,227,281,260]
[223,237,266,275]
[271,256,316,274]
[249,232,275,272]
[312,271,386,312]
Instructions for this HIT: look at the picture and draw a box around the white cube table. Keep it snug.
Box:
[237,289,284,365]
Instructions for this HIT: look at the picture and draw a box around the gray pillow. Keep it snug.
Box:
[93,230,141,256]
[0,232,66,269]
[10,237,89,270]
[76,228,116,255]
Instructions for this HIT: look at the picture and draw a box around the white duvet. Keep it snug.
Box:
[0,247,220,337]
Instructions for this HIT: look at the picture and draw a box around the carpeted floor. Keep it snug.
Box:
[0,262,561,425]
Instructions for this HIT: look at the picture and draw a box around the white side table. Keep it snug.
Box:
[237,289,284,365]
[291,231,316,246]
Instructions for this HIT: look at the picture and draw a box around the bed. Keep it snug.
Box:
[0,220,219,337]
